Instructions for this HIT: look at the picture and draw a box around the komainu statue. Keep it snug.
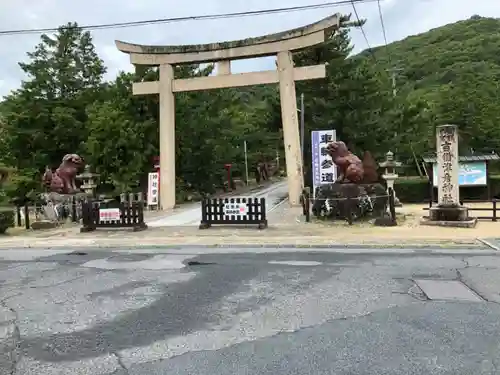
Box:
[313,141,387,222]
[325,141,364,183]
[43,154,84,194]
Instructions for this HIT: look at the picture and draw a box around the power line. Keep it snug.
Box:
[376,0,399,74]
[375,1,408,164]
[376,0,403,95]
[0,0,380,36]
[350,0,377,61]
[376,0,389,52]
[377,2,403,93]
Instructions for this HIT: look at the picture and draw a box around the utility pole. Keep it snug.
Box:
[243,140,249,185]
[387,66,423,177]
[391,73,397,97]
[386,66,403,97]
[386,67,403,151]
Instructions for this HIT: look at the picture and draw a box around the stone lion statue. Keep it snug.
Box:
[325,141,364,184]
[42,154,84,194]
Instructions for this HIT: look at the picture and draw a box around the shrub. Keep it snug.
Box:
[0,208,14,234]
[395,178,430,203]
[490,175,500,198]
[395,176,500,203]
[3,169,39,203]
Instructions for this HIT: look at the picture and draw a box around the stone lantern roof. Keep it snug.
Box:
[379,151,402,168]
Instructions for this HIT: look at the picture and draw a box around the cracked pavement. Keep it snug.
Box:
[1,248,500,374]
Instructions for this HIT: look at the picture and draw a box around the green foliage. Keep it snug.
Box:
[294,16,396,185]
[395,176,500,203]
[1,15,499,200]
[0,163,38,204]
[357,16,500,163]
[85,80,157,191]
[395,179,430,203]
[0,209,14,234]
[3,169,40,202]
[0,22,105,174]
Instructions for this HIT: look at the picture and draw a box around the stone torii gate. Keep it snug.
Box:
[116,14,340,211]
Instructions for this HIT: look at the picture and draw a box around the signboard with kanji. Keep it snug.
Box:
[99,208,120,222]
[311,129,337,196]
[147,172,159,206]
[223,202,248,216]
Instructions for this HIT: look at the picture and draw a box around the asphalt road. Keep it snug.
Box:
[1,248,500,374]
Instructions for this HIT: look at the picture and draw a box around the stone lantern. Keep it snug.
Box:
[76,165,99,197]
[379,151,402,207]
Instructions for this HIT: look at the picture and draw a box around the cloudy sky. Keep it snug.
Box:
[0,0,499,97]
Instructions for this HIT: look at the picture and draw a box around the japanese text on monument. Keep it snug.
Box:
[439,127,456,204]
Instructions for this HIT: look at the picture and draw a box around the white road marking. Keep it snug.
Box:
[82,254,192,270]
[268,260,323,266]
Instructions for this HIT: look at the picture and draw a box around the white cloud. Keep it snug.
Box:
[0,0,499,97]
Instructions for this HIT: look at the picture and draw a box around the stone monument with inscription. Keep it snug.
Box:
[422,124,477,227]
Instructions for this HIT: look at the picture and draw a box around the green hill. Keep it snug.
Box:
[360,15,500,88]
[356,15,500,157]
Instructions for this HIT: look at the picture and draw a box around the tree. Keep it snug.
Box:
[5,14,498,202]
[83,62,280,197]
[1,22,105,173]
[293,14,395,184]
[84,71,158,191]
[356,16,500,162]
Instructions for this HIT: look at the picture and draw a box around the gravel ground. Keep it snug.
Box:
[1,203,498,249]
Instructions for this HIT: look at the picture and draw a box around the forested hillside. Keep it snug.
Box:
[0,15,499,202]
[356,15,500,159]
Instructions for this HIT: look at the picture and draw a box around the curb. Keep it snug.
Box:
[477,238,500,251]
[0,243,497,255]
[126,243,487,249]
[0,242,486,249]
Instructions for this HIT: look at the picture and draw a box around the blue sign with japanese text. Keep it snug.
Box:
[311,130,337,196]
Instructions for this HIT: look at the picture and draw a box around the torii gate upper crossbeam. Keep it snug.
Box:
[116,14,340,211]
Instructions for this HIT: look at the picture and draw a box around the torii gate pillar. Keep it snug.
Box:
[277,51,302,207]
[158,64,176,210]
[116,14,340,211]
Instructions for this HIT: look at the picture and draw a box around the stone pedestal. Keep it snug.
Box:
[31,220,59,230]
[382,175,402,207]
[394,196,402,207]
[420,124,477,228]
[423,205,477,228]
[429,205,468,221]
[312,182,387,220]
